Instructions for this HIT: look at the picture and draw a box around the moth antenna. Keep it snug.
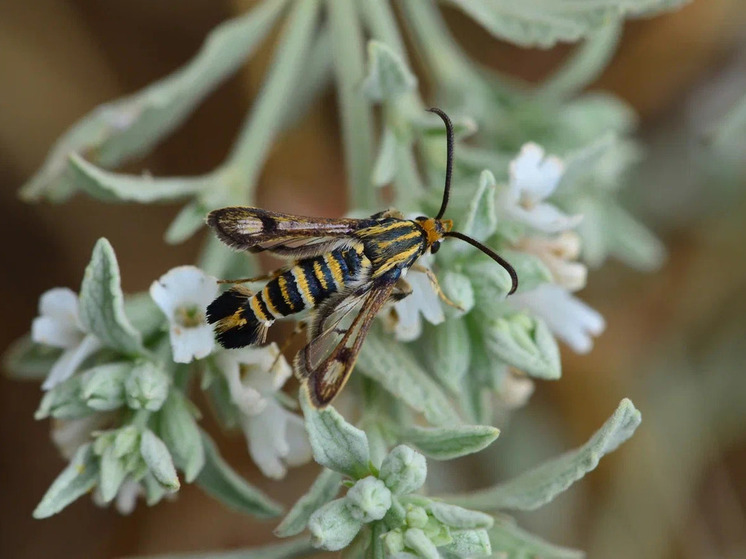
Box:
[427,107,454,220]
[444,231,519,295]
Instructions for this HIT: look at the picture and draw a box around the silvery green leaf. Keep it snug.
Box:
[125,361,170,411]
[372,127,398,187]
[415,114,478,138]
[33,444,99,518]
[404,528,440,559]
[165,201,210,244]
[35,375,91,419]
[423,318,471,394]
[362,41,417,102]
[112,425,141,458]
[124,293,166,341]
[440,271,474,318]
[69,154,214,203]
[80,362,132,411]
[139,472,166,506]
[440,529,492,557]
[275,468,342,537]
[489,518,584,559]
[604,201,666,272]
[300,390,371,479]
[557,134,617,193]
[458,170,497,242]
[2,335,62,381]
[558,93,638,145]
[126,537,315,559]
[158,392,205,483]
[466,261,513,317]
[401,424,499,461]
[446,399,641,511]
[98,446,127,502]
[308,498,363,551]
[140,429,180,491]
[442,0,689,48]
[428,503,493,530]
[20,0,288,201]
[196,431,283,518]
[379,446,427,496]
[357,330,460,427]
[78,239,144,355]
[483,314,561,380]
[499,251,553,294]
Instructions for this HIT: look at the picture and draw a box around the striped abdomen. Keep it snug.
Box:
[207,246,371,348]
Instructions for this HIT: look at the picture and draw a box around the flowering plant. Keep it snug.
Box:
[4,1,693,557]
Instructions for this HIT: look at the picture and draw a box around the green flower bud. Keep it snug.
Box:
[345,476,392,522]
[380,445,427,495]
[406,505,429,529]
[125,361,169,411]
[383,529,405,555]
[308,498,363,551]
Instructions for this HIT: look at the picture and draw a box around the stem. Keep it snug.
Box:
[327,0,375,209]
[537,23,622,101]
[224,0,321,202]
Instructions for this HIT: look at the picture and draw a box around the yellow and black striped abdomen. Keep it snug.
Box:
[207,245,371,349]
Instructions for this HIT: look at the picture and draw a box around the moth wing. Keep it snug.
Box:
[207,207,367,258]
[295,282,395,407]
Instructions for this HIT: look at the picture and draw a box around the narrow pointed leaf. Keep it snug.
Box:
[401,424,499,460]
[33,444,100,518]
[490,518,585,558]
[275,468,342,537]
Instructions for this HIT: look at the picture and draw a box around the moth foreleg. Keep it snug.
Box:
[410,263,464,311]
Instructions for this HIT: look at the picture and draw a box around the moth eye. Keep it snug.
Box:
[415,215,428,221]
[430,241,441,254]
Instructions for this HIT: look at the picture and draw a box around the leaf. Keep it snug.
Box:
[35,375,92,420]
[357,329,461,427]
[20,0,288,201]
[499,251,553,294]
[127,537,315,559]
[372,127,398,187]
[78,239,144,355]
[401,425,499,461]
[483,313,561,380]
[458,170,498,242]
[428,502,493,530]
[444,399,641,511]
[362,41,417,102]
[404,528,440,559]
[275,468,343,537]
[308,498,364,551]
[165,200,211,244]
[69,153,215,203]
[124,293,166,341]
[195,431,283,518]
[442,0,690,48]
[489,518,585,559]
[140,429,180,491]
[422,318,471,395]
[80,361,132,411]
[604,201,666,272]
[440,529,492,557]
[158,391,205,483]
[98,446,127,502]
[2,335,62,381]
[33,444,100,518]
[299,390,371,479]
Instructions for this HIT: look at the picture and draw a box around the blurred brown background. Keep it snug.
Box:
[1,1,745,558]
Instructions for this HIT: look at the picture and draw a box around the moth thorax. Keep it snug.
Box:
[419,218,453,246]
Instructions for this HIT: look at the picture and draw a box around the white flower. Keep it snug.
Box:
[510,284,605,354]
[216,344,312,479]
[51,414,113,459]
[497,369,535,410]
[92,478,142,515]
[499,143,582,234]
[388,260,445,342]
[32,288,102,390]
[517,232,588,291]
[150,266,218,363]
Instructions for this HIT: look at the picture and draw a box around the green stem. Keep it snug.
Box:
[224,0,321,202]
[327,0,375,210]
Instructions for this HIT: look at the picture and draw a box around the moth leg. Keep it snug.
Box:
[410,264,464,311]
[270,321,307,372]
[217,270,283,285]
[390,278,413,302]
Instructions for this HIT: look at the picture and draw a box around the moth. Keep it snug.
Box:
[206,108,518,408]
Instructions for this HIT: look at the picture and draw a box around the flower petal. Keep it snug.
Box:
[507,202,583,234]
[150,266,218,319]
[244,401,290,479]
[509,143,564,202]
[42,334,102,390]
[169,323,215,363]
[32,315,83,349]
[283,411,313,467]
[39,288,80,322]
[114,479,141,515]
[217,350,267,415]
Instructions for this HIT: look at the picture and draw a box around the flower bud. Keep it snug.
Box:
[308,498,363,551]
[125,362,169,411]
[345,476,392,522]
[380,445,427,495]
[406,505,429,529]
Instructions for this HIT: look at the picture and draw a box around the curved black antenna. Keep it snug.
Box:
[444,231,519,295]
[427,107,454,220]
